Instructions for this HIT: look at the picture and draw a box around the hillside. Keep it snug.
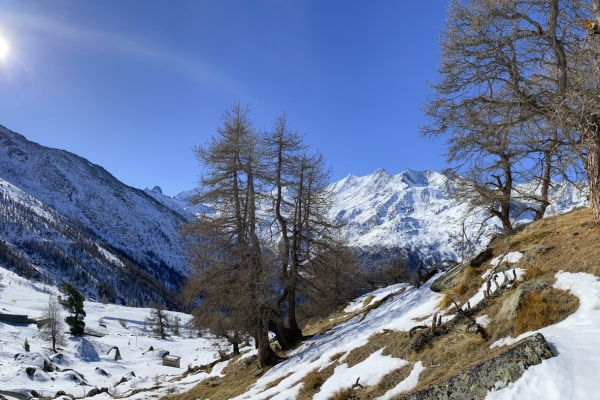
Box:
[0,178,175,306]
[0,125,189,287]
[164,207,600,399]
[0,264,235,399]
[0,208,598,399]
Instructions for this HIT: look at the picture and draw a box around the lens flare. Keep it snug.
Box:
[0,38,10,60]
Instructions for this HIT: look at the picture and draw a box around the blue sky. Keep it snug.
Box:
[0,0,450,195]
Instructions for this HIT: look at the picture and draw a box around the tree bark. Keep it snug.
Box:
[586,129,600,224]
[256,315,276,368]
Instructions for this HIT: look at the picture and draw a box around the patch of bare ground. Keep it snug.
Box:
[303,288,406,337]
[161,354,266,400]
[296,364,337,400]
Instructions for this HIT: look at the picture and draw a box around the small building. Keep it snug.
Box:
[162,354,181,368]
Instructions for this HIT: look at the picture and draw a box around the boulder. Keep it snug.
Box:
[86,387,108,398]
[43,359,55,372]
[398,333,553,400]
[500,281,549,319]
[25,367,36,376]
[521,244,553,255]
[431,248,494,292]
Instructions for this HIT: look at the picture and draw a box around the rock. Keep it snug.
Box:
[398,333,553,400]
[95,367,110,377]
[501,281,549,319]
[43,359,55,372]
[30,390,40,398]
[14,353,20,360]
[148,346,154,351]
[522,244,554,255]
[470,247,495,267]
[431,248,494,292]
[119,371,136,384]
[55,391,67,398]
[26,367,36,376]
[85,387,108,397]
[254,368,264,377]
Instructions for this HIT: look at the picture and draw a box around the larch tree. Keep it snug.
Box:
[148,300,170,339]
[262,113,334,349]
[39,294,65,352]
[185,103,276,368]
[422,0,587,230]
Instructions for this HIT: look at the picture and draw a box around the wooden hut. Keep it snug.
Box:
[162,354,181,368]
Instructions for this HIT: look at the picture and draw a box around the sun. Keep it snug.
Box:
[0,38,10,60]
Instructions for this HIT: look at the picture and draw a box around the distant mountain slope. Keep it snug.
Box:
[153,168,587,270]
[0,124,189,286]
[0,178,177,306]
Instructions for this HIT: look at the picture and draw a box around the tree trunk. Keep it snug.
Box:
[586,130,600,224]
[232,341,240,356]
[534,149,553,221]
[256,316,276,368]
[284,284,303,346]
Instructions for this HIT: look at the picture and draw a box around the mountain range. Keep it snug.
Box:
[0,123,588,301]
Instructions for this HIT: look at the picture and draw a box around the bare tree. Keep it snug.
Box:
[184,103,276,367]
[297,239,361,320]
[262,113,335,349]
[422,0,584,230]
[148,301,170,339]
[39,295,65,352]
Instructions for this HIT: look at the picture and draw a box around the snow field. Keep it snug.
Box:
[0,266,229,398]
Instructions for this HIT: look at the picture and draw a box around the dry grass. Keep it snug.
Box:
[263,372,293,391]
[327,389,350,400]
[329,351,346,362]
[437,266,484,311]
[162,355,265,400]
[496,208,600,279]
[514,288,579,335]
[522,263,544,281]
[296,364,337,400]
[362,294,375,307]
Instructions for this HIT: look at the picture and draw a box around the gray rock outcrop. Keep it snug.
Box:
[397,333,553,400]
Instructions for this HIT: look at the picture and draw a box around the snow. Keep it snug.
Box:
[0,265,228,399]
[490,252,523,267]
[375,361,425,400]
[487,271,600,399]
[313,349,408,400]
[476,315,491,328]
[232,277,443,400]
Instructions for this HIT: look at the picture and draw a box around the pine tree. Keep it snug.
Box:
[58,282,86,336]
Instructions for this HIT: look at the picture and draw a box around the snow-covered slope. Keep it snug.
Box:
[0,266,229,399]
[0,125,189,282]
[0,178,175,305]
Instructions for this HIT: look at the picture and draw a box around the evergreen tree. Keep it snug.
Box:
[58,282,86,336]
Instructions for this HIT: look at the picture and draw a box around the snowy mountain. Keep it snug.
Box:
[0,125,189,288]
[0,177,176,306]
[154,168,587,270]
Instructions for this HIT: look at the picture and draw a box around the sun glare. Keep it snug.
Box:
[0,38,10,60]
